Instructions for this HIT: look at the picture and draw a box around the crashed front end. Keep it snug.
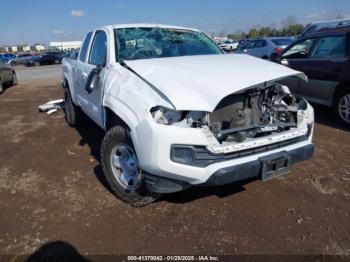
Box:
[132,81,314,192]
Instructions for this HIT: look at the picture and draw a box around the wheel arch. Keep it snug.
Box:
[62,76,77,104]
[104,106,132,132]
[333,81,350,107]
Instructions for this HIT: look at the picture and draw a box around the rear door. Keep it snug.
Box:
[280,37,317,96]
[77,30,108,127]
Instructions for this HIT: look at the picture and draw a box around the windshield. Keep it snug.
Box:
[114,27,223,61]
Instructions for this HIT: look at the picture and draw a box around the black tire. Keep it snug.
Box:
[0,81,3,94]
[64,88,81,126]
[334,87,350,128]
[101,126,161,207]
[10,61,16,67]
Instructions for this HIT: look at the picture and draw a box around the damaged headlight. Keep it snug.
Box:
[150,106,209,127]
[151,106,183,125]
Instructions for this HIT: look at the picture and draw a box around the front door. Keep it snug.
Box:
[78,30,108,127]
[281,38,316,98]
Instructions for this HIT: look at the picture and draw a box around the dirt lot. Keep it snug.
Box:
[0,65,349,258]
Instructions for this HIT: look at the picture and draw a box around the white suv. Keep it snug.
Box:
[62,24,314,206]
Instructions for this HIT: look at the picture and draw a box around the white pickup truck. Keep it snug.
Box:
[62,24,315,206]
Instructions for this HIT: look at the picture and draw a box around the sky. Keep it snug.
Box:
[1,0,350,45]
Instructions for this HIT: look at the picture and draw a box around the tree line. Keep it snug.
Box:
[227,24,305,40]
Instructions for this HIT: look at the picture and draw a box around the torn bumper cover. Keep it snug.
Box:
[170,124,311,168]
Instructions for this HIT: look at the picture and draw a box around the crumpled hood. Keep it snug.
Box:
[125,54,306,112]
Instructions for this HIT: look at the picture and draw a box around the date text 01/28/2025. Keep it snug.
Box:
[127,255,219,261]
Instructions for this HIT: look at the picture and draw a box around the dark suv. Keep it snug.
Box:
[275,26,350,127]
[26,52,63,66]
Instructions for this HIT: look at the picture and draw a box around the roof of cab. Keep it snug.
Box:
[94,23,201,32]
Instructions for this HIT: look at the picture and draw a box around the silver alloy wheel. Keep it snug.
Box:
[338,94,350,124]
[110,144,142,190]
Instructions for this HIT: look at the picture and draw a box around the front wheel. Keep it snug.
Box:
[101,126,161,207]
[0,81,4,94]
[334,87,350,128]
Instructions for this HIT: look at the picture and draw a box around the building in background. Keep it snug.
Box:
[31,44,45,52]
[17,45,31,53]
[49,41,82,51]
[10,46,18,53]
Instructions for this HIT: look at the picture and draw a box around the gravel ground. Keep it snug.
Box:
[0,65,349,259]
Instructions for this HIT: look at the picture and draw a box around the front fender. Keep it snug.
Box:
[103,94,141,130]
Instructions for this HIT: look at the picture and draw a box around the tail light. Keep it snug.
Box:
[274,47,283,54]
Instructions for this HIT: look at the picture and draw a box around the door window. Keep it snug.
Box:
[282,38,316,59]
[89,31,107,66]
[79,31,93,62]
[310,35,346,59]
[255,40,267,48]
[246,40,257,49]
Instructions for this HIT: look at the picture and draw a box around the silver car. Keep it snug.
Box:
[235,37,294,59]
[0,60,18,94]
[12,53,34,65]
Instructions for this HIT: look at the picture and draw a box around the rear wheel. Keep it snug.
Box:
[54,59,60,64]
[34,61,40,67]
[101,126,161,207]
[334,87,350,128]
[10,61,16,67]
[64,88,81,126]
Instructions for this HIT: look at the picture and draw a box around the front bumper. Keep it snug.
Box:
[203,143,314,186]
[143,143,314,193]
[132,113,314,186]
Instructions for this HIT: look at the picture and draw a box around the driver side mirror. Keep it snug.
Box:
[85,65,103,94]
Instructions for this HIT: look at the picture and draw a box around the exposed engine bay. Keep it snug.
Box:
[151,83,308,145]
[208,83,307,143]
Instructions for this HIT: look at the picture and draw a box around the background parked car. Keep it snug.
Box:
[275,26,350,127]
[235,37,294,59]
[237,39,251,49]
[0,59,18,94]
[219,39,239,52]
[0,54,17,66]
[12,53,35,65]
[68,50,79,60]
[26,52,63,66]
